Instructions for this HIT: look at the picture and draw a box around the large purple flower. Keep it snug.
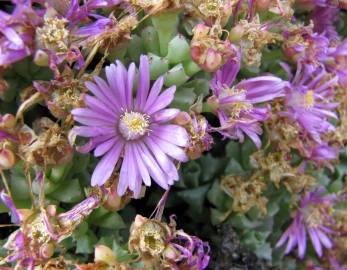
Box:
[72,55,189,197]
[280,61,338,143]
[209,51,286,148]
[276,187,337,259]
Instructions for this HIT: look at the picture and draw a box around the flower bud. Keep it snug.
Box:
[0,114,16,130]
[40,242,55,259]
[95,245,117,265]
[207,96,219,112]
[192,23,210,38]
[103,182,132,212]
[205,48,222,72]
[255,0,271,11]
[229,25,245,43]
[34,50,49,67]
[339,0,347,9]
[163,245,180,260]
[173,112,191,126]
[0,144,17,170]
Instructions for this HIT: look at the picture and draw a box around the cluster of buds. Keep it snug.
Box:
[229,15,282,68]
[183,0,234,26]
[0,190,102,269]
[221,175,268,215]
[128,215,210,269]
[174,111,213,160]
[19,118,73,167]
[190,23,238,72]
[0,114,18,170]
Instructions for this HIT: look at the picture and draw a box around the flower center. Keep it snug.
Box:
[302,90,315,109]
[37,17,69,52]
[304,206,323,228]
[119,111,150,140]
[221,87,253,119]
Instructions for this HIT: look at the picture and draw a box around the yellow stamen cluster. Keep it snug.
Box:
[303,90,315,109]
[37,17,69,52]
[221,87,253,119]
[119,111,150,140]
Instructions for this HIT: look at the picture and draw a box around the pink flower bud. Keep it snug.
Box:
[255,0,271,11]
[207,96,219,112]
[40,242,55,259]
[229,25,245,43]
[34,50,49,67]
[173,112,191,126]
[192,23,210,38]
[204,49,222,72]
[0,147,17,170]
[95,245,117,265]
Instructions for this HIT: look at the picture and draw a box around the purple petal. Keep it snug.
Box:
[136,55,150,110]
[151,124,189,147]
[0,190,20,224]
[151,108,179,123]
[91,142,124,186]
[146,86,176,115]
[308,228,323,257]
[144,76,164,111]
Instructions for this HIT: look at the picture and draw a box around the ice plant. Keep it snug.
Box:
[72,55,189,197]
[276,187,337,259]
[209,51,286,148]
[281,61,338,144]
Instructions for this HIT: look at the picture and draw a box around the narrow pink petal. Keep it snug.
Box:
[153,137,188,162]
[145,136,179,182]
[91,141,124,186]
[146,86,176,115]
[151,108,180,123]
[118,153,129,196]
[316,229,333,249]
[72,108,116,124]
[94,76,122,111]
[84,95,116,117]
[308,228,323,257]
[136,55,150,110]
[137,141,169,190]
[72,115,114,126]
[115,62,128,109]
[151,125,189,147]
[127,62,136,109]
[105,64,126,109]
[132,144,151,186]
[73,126,115,137]
[85,81,118,113]
[94,137,119,157]
[118,144,134,195]
[144,76,164,111]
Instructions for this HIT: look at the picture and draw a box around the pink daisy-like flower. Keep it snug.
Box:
[72,55,189,197]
